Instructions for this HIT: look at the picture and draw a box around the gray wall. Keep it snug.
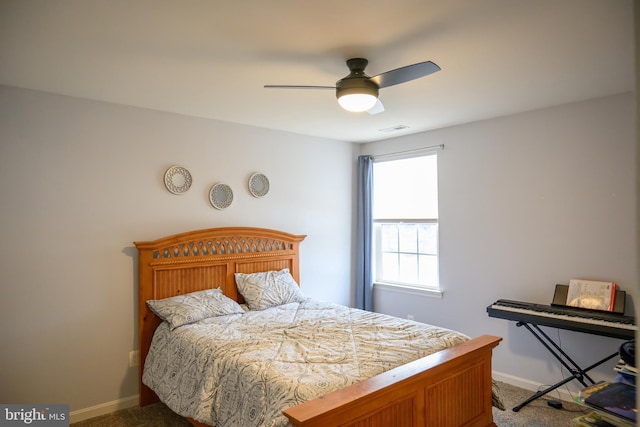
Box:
[364,93,637,392]
[0,85,635,415]
[0,85,355,413]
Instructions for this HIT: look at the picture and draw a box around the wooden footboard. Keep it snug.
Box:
[283,335,501,427]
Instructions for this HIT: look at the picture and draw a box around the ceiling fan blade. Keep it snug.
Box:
[367,99,385,115]
[370,61,440,89]
[264,85,335,90]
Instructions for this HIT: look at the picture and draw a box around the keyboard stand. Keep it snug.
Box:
[512,321,619,412]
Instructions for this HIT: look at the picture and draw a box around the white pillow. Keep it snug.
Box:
[235,268,305,310]
[147,288,244,330]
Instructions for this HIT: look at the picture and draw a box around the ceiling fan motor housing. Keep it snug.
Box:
[336,58,379,99]
[335,76,379,99]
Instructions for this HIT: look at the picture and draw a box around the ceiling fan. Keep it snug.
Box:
[264,58,441,114]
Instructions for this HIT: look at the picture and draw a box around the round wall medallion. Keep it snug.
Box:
[248,173,270,198]
[209,183,233,209]
[164,166,192,194]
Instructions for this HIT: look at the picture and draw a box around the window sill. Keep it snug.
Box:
[373,282,443,299]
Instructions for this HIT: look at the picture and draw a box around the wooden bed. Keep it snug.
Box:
[135,227,502,427]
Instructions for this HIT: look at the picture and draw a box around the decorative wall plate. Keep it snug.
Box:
[164,166,192,194]
[248,173,270,198]
[209,183,233,209]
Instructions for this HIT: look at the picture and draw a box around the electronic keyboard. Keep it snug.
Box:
[487,299,636,340]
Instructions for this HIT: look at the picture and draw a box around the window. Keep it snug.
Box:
[372,154,439,290]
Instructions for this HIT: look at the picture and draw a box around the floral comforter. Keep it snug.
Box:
[143,299,468,427]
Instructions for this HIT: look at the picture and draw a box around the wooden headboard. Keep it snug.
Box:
[134,227,306,405]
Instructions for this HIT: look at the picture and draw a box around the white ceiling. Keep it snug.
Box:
[0,0,634,143]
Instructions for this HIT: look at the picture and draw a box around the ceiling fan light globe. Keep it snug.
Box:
[338,93,378,112]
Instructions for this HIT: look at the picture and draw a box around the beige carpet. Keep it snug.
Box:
[71,381,587,427]
[492,381,587,426]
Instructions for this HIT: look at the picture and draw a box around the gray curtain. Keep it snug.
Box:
[355,155,373,311]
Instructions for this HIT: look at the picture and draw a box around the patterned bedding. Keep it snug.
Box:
[143,299,469,427]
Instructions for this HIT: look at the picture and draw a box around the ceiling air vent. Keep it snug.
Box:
[379,125,410,133]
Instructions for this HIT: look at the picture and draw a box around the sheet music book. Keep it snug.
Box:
[551,284,626,315]
[565,279,617,312]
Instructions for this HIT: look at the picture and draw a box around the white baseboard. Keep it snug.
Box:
[69,373,579,423]
[69,395,138,423]
[492,370,579,403]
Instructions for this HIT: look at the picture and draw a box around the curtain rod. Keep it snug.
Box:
[370,144,444,161]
